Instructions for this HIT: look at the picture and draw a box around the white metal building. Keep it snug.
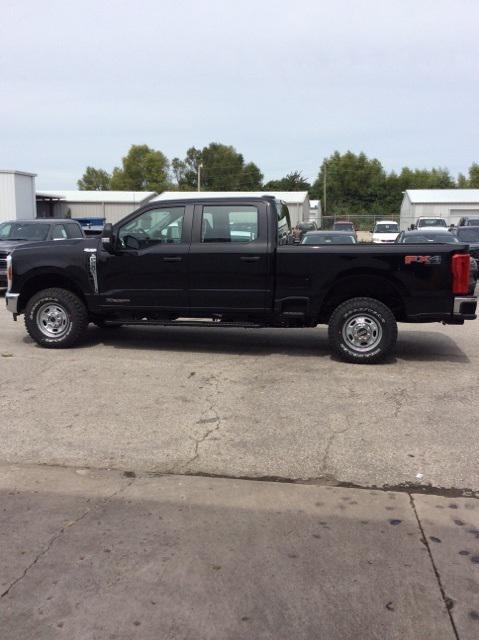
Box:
[309,199,322,226]
[400,189,479,229]
[0,170,37,222]
[154,191,311,227]
[36,191,157,224]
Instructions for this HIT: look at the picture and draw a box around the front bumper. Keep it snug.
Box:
[453,296,477,319]
[5,292,20,315]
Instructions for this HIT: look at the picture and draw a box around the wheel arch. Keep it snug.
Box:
[18,272,87,314]
[319,271,406,323]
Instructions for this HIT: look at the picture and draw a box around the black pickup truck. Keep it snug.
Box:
[4,195,477,363]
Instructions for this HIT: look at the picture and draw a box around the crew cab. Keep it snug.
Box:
[4,196,477,363]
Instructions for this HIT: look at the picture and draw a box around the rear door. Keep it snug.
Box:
[189,201,272,312]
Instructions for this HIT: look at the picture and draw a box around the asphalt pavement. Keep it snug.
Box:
[0,300,478,491]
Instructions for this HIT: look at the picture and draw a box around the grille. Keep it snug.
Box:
[0,252,7,270]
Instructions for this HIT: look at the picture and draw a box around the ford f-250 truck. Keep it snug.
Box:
[4,195,477,363]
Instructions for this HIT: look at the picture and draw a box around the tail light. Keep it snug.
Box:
[451,253,470,294]
[6,254,12,291]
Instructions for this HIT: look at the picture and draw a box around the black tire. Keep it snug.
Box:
[328,297,397,364]
[93,320,123,329]
[25,288,88,349]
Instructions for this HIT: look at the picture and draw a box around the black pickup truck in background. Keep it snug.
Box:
[4,196,477,363]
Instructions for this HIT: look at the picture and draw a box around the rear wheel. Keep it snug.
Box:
[328,297,397,364]
[25,288,88,348]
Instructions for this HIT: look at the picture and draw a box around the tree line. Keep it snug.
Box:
[78,144,479,214]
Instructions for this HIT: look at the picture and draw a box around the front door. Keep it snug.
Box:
[96,204,191,311]
[188,201,271,312]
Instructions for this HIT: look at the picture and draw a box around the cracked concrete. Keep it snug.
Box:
[1,310,479,489]
[177,373,223,471]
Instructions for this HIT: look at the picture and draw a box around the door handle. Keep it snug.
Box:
[163,256,182,262]
[240,256,261,262]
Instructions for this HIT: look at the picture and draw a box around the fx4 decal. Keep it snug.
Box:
[404,255,442,265]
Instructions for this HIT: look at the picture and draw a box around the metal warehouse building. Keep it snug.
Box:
[36,191,157,224]
[154,191,312,227]
[0,170,37,222]
[400,189,479,229]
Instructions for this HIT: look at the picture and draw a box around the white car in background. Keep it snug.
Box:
[372,220,400,243]
[415,217,448,230]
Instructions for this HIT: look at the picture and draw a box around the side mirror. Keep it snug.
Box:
[101,223,116,253]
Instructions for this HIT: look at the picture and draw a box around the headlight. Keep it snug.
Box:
[6,254,12,291]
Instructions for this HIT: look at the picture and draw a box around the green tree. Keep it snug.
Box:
[110,144,170,192]
[469,163,479,187]
[239,162,264,190]
[311,151,387,215]
[172,143,263,191]
[77,166,111,190]
[263,171,311,191]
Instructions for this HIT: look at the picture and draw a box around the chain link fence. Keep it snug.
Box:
[320,214,401,232]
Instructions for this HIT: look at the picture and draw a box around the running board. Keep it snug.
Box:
[113,320,264,329]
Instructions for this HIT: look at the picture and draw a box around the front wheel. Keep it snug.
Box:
[328,297,397,364]
[25,288,88,348]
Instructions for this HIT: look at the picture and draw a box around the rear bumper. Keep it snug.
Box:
[5,292,19,315]
[453,296,477,319]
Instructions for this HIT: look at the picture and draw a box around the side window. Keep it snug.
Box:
[65,224,84,239]
[52,224,68,240]
[201,205,258,243]
[118,207,185,250]
[0,223,12,239]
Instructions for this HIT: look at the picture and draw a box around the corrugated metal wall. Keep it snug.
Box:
[53,201,146,224]
[0,173,15,222]
[401,200,479,229]
[14,174,36,218]
[0,173,36,221]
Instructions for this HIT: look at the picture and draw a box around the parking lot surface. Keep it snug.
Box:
[4,465,478,640]
[1,300,478,491]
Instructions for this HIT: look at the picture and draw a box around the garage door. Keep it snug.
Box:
[449,209,479,225]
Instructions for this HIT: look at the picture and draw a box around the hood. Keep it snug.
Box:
[4,236,98,256]
[373,232,399,240]
[0,239,39,253]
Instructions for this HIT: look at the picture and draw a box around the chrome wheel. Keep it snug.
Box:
[342,314,382,353]
[36,302,71,338]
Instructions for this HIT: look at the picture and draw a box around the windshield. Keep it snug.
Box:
[298,222,315,231]
[302,234,356,245]
[417,219,447,228]
[374,223,399,233]
[0,222,50,241]
[456,228,479,242]
[334,222,354,231]
[402,233,458,244]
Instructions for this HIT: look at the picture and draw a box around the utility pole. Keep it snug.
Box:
[323,163,327,216]
[197,163,203,192]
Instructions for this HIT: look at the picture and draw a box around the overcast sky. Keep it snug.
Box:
[1,0,478,189]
